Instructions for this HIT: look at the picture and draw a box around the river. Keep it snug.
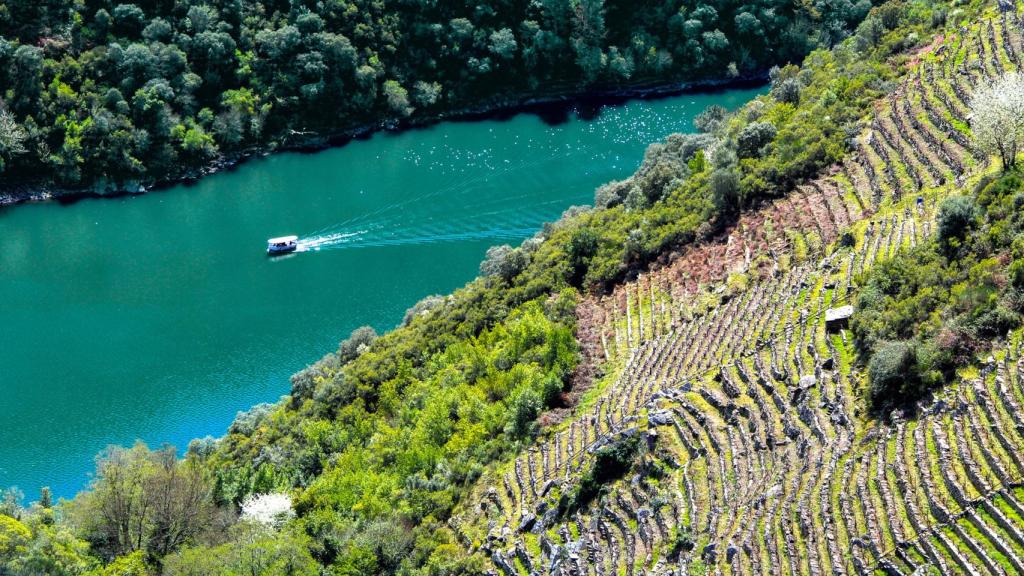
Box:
[0,86,763,500]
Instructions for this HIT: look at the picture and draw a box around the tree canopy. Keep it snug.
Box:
[970,71,1024,170]
[0,0,871,191]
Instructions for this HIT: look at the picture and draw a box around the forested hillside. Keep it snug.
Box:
[0,0,870,195]
[7,0,1024,574]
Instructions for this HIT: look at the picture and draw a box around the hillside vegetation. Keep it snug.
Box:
[0,0,870,194]
[452,3,1024,575]
[5,0,1024,574]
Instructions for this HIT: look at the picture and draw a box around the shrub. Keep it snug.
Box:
[480,245,529,281]
[867,340,922,408]
[506,388,541,438]
[1009,258,1024,288]
[561,434,640,513]
[402,294,445,326]
[229,403,276,436]
[338,326,378,364]
[694,105,728,133]
[736,121,777,158]
[769,65,802,103]
[972,305,1019,339]
[594,179,632,208]
[936,195,978,244]
[541,373,564,406]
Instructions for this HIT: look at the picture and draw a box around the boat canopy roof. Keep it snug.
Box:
[268,235,298,244]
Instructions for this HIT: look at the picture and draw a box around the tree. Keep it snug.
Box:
[0,110,27,170]
[0,514,30,559]
[112,4,146,37]
[2,487,24,518]
[163,522,318,576]
[507,388,541,437]
[710,167,740,214]
[1,513,96,575]
[146,449,213,557]
[970,72,1024,170]
[867,340,922,408]
[338,326,377,363]
[488,28,518,60]
[9,45,43,109]
[480,245,528,280]
[936,195,979,244]
[736,121,777,158]
[229,403,275,436]
[709,143,740,214]
[855,15,884,50]
[383,80,413,117]
[694,105,727,133]
[68,443,212,559]
[240,493,294,528]
[412,81,442,108]
[607,47,633,80]
[38,488,52,509]
[567,228,599,285]
[571,0,607,82]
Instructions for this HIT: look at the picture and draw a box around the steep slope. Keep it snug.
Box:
[5,1,1014,574]
[453,6,1024,575]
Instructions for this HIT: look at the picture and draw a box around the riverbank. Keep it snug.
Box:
[0,74,767,209]
[0,86,769,500]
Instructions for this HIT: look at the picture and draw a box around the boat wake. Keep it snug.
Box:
[296,230,367,252]
[289,144,595,254]
[297,223,539,252]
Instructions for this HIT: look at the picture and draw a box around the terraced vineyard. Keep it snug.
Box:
[453,6,1024,575]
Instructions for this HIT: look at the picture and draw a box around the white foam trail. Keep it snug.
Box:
[314,227,538,250]
[297,230,367,252]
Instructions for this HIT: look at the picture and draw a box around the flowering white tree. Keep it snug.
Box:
[970,72,1024,170]
[0,110,27,171]
[240,492,295,528]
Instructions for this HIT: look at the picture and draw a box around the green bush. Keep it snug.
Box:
[561,434,641,514]
[936,195,979,245]
[867,340,922,408]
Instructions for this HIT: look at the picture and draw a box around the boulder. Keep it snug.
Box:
[824,305,853,332]
[518,513,536,533]
[648,410,675,427]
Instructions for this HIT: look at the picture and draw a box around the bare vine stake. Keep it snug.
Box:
[637,281,645,343]
[649,279,657,337]
[626,289,633,349]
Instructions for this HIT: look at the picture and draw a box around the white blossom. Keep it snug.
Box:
[0,110,27,167]
[240,492,295,527]
[970,72,1024,170]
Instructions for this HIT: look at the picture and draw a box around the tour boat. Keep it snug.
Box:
[267,235,298,255]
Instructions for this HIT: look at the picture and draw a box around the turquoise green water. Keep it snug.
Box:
[0,87,763,500]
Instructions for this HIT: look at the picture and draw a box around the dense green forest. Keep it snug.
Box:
[0,0,995,573]
[0,0,875,191]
